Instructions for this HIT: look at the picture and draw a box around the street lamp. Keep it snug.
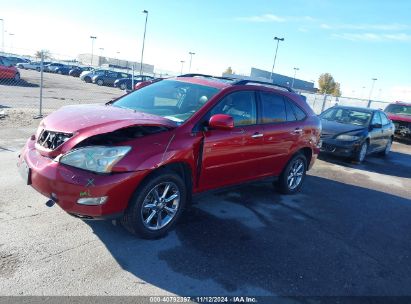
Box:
[188,52,195,73]
[180,60,185,74]
[140,10,149,75]
[99,48,104,66]
[291,67,299,88]
[0,19,4,54]
[367,78,377,107]
[8,33,14,52]
[116,51,120,68]
[270,36,284,81]
[90,36,97,66]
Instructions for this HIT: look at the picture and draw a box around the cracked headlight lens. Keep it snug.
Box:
[59,146,131,173]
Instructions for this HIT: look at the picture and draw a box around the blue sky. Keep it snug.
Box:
[1,0,411,101]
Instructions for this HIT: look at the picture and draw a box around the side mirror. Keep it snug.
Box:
[371,123,382,129]
[208,114,234,130]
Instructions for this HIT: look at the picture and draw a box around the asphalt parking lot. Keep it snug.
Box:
[0,136,411,296]
[1,70,411,298]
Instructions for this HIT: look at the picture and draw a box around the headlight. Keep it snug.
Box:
[335,134,360,141]
[59,146,131,173]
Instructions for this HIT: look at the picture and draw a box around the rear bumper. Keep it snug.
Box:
[18,138,148,218]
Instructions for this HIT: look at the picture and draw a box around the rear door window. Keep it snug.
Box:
[259,91,287,123]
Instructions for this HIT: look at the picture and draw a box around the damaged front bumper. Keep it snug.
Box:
[17,137,148,219]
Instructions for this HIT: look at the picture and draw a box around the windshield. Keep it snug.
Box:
[385,104,411,116]
[320,108,371,126]
[112,80,220,124]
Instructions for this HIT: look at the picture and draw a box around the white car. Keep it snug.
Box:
[16,61,51,71]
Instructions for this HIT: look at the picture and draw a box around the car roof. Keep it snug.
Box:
[330,105,376,113]
[391,101,411,106]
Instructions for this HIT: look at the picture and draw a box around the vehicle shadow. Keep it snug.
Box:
[0,79,39,88]
[86,176,411,297]
[319,150,411,179]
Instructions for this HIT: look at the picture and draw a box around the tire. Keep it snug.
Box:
[36,67,41,72]
[121,171,187,239]
[14,73,20,82]
[379,138,392,157]
[354,141,368,163]
[97,79,104,86]
[277,153,307,194]
[120,83,127,90]
[57,70,63,75]
[84,77,91,83]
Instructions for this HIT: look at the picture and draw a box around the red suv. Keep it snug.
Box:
[0,56,20,81]
[18,74,321,238]
[385,101,411,140]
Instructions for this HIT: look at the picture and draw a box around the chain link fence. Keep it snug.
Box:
[1,48,392,137]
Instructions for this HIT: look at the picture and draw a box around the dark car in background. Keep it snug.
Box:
[114,75,154,90]
[55,65,79,75]
[6,56,30,66]
[92,71,131,86]
[320,106,394,162]
[0,56,20,81]
[385,102,411,140]
[69,66,94,77]
[134,77,164,90]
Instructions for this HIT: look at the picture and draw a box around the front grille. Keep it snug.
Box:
[392,120,411,136]
[37,130,72,150]
[321,143,336,152]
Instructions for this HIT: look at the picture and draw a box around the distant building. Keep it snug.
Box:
[223,67,317,93]
[77,53,154,75]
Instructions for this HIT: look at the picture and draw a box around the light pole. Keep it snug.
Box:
[291,67,299,88]
[99,48,104,66]
[180,60,185,74]
[90,36,97,66]
[270,36,284,81]
[140,10,148,75]
[8,33,14,52]
[116,51,120,68]
[367,78,377,107]
[0,19,4,54]
[188,52,195,73]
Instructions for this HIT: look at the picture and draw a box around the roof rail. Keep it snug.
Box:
[177,73,236,81]
[233,79,295,92]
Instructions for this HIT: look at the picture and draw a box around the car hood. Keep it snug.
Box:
[387,113,411,123]
[36,104,177,157]
[321,119,366,137]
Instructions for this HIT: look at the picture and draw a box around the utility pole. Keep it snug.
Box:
[180,60,185,74]
[291,67,299,88]
[90,36,97,66]
[188,52,195,72]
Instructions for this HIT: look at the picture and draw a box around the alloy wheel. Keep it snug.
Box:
[287,159,305,190]
[141,182,180,231]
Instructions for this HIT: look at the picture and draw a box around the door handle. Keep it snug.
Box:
[292,128,303,134]
[251,133,264,138]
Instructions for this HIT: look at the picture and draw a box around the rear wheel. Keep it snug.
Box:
[84,76,91,83]
[97,79,104,86]
[120,83,127,90]
[57,70,63,75]
[379,138,392,157]
[121,171,187,239]
[277,153,307,194]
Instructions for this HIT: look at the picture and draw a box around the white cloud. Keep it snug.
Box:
[332,32,411,42]
[236,14,286,23]
[321,23,410,31]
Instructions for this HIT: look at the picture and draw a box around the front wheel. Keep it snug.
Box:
[120,83,127,90]
[84,77,91,83]
[97,79,104,86]
[121,171,187,239]
[354,141,368,163]
[14,73,20,82]
[277,153,307,194]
